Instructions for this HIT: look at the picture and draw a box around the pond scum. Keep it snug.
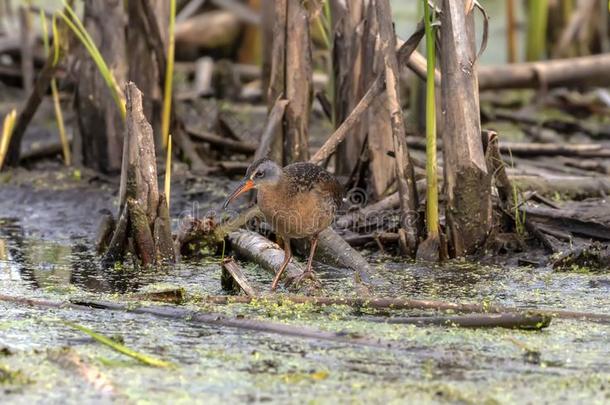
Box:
[1,0,610,403]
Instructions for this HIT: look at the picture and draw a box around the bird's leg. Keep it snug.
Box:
[270,237,291,291]
[291,234,322,288]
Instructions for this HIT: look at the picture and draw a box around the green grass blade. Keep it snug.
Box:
[59,2,126,119]
[63,321,175,368]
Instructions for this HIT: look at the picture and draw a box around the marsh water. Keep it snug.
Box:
[2,1,610,403]
[1,167,610,404]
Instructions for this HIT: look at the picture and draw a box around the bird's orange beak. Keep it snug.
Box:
[223,179,255,209]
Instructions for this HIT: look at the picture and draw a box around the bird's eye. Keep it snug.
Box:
[255,171,265,178]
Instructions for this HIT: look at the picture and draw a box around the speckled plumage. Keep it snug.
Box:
[250,159,343,238]
[225,158,343,289]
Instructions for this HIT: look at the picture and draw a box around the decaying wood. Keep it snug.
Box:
[500,142,610,158]
[331,0,367,181]
[227,229,305,288]
[101,83,175,267]
[283,0,312,163]
[74,0,127,173]
[262,0,312,164]
[120,83,160,223]
[522,204,610,242]
[477,54,610,90]
[188,127,257,154]
[127,0,168,135]
[362,0,397,200]
[175,11,241,49]
[221,257,257,297]
[126,287,186,304]
[0,294,396,348]
[365,312,551,330]
[189,294,610,325]
[511,174,610,199]
[440,0,492,256]
[375,0,419,256]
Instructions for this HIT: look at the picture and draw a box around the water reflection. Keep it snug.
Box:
[0,217,149,294]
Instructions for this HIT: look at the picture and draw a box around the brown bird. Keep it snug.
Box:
[223,158,344,290]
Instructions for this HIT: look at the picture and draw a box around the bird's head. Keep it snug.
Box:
[223,158,282,209]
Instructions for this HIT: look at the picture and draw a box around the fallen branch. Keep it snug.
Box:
[478,53,610,90]
[194,294,610,325]
[0,294,395,349]
[363,312,551,330]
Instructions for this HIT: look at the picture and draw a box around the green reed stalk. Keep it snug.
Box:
[423,0,438,240]
[162,0,176,149]
[165,135,172,208]
[526,0,549,61]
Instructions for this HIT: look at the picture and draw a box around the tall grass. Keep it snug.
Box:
[423,0,439,241]
[41,11,70,165]
[161,0,177,149]
[59,1,126,119]
[526,0,549,61]
[0,109,17,169]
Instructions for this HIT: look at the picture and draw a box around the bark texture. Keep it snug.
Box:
[74,0,127,173]
[440,0,492,256]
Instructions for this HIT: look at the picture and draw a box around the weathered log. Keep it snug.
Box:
[477,54,610,90]
[440,0,492,256]
[188,127,257,154]
[511,174,610,199]
[0,294,395,348]
[522,204,610,241]
[221,257,257,297]
[227,229,304,288]
[364,312,551,330]
[175,11,240,49]
[500,142,610,158]
[189,294,610,325]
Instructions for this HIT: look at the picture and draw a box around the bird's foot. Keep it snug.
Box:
[287,269,322,290]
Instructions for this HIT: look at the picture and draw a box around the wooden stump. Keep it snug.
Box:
[99,83,175,267]
[440,0,492,256]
